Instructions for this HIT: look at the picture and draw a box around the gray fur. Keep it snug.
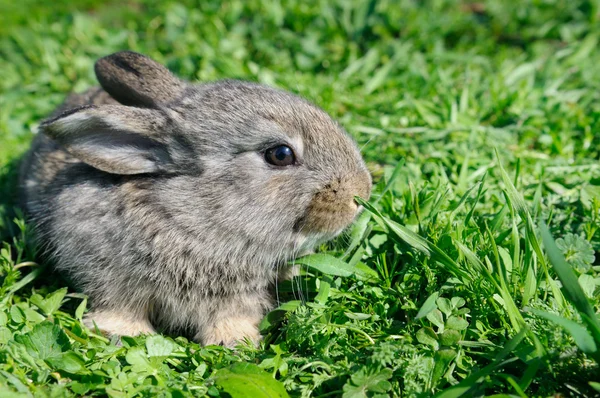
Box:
[94,51,184,107]
[19,51,371,346]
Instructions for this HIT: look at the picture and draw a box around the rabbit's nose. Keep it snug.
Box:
[295,171,373,234]
[321,171,370,205]
[351,170,372,206]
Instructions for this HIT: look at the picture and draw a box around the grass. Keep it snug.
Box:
[1,0,599,396]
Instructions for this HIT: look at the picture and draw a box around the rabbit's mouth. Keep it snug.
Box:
[293,205,359,236]
[292,200,364,246]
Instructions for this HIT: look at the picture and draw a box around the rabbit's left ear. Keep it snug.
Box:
[40,105,183,175]
[95,51,185,108]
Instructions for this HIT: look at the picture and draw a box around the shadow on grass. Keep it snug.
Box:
[0,152,72,297]
[0,155,24,241]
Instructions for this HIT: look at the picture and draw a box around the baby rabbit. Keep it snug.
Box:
[19,51,371,346]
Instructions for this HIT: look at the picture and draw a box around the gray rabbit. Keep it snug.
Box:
[19,51,371,346]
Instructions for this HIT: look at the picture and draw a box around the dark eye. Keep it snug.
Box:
[265,145,296,166]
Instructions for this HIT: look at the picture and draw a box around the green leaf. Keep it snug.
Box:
[344,312,371,321]
[146,335,177,357]
[431,348,457,386]
[416,327,439,350]
[0,370,29,394]
[75,297,87,322]
[125,346,153,373]
[374,158,405,204]
[314,277,331,304]
[9,306,24,323]
[0,327,12,344]
[437,297,452,317]
[527,308,597,355]
[578,274,597,298]
[342,367,393,398]
[24,308,45,323]
[556,233,595,272]
[46,351,89,374]
[213,363,289,398]
[581,184,600,209]
[439,330,462,346]
[43,287,68,315]
[361,200,430,255]
[435,329,527,398]
[293,253,356,277]
[359,199,469,279]
[1,267,44,306]
[427,309,445,330]
[343,211,372,259]
[15,321,70,360]
[451,297,465,309]
[30,287,67,316]
[259,301,301,333]
[353,261,380,280]
[446,316,469,331]
[416,292,439,319]
[540,222,600,343]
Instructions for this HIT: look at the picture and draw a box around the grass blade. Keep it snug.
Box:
[540,222,600,344]
[434,329,528,398]
[293,253,355,277]
[1,266,43,306]
[527,308,597,355]
[374,158,405,204]
[358,198,470,280]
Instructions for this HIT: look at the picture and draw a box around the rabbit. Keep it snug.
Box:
[19,51,372,346]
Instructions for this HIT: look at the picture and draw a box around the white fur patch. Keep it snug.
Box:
[52,112,95,135]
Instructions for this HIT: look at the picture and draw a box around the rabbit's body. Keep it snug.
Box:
[22,137,273,341]
[19,52,371,346]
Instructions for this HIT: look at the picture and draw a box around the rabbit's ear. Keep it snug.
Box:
[40,105,177,175]
[95,51,185,108]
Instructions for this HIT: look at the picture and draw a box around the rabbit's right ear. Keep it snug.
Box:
[40,105,181,175]
[95,51,185,108]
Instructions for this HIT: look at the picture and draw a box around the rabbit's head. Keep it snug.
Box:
[40,51,371,263]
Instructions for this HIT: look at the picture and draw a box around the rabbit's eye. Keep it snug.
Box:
[265,145,296,166]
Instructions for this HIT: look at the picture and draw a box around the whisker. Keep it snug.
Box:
[274,264,280,307]
[359,136,375,153]
[293,238,305,304]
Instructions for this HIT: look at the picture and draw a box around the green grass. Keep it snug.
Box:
[1,0,600,396]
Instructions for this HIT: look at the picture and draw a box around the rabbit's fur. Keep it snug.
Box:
[19,51,371,346]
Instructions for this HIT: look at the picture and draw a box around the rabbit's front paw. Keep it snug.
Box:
[197,316,262,348]
[84,310,155,338]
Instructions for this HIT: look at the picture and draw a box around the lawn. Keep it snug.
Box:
[1,0,599,396]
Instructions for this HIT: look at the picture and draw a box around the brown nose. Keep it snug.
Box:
[297,171,373,234]
[353,170,372,204]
